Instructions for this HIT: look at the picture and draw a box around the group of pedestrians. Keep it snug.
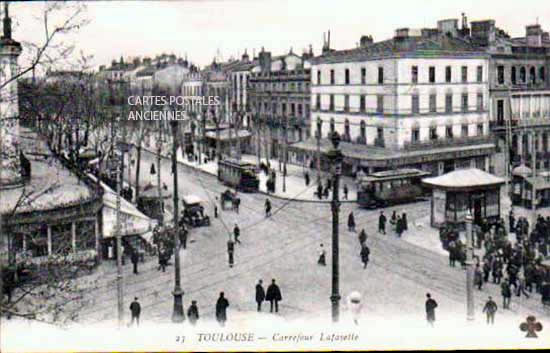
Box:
[424,293,499,326]
[255,279,283,313]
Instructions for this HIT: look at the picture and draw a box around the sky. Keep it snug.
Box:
[10,0,550,70]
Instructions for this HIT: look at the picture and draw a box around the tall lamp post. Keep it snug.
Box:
[282,115,288,193]
[327,131,343,322]
[170,120,185,323]
[465,211,475,321]
[316,117,322,185]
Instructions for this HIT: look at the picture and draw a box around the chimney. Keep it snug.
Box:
[258,47,271,72]
[322,31,332,54]
[359,35,373,48]
[437,19,459,37]
[242,49,250,62]
[526,24,543,46]
[470,20,496,46]
[3,2,12,40]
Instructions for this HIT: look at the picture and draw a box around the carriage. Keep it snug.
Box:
[217,158,259,192]
[356,168,430,209]
[181,195,210,227]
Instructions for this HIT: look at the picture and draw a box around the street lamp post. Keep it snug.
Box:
[316,117,322,185]
[465,211,475,321]
[170,120,185,323]
[283,115,288,193]
[327,131,343,322]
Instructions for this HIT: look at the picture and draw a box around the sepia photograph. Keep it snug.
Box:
[1,0,550,351]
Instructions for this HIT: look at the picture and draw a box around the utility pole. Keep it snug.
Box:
[114,113,124,329]
[531,131,538,227]
[316,117,322,185]
[465,211,475,321]
[283,115,288,193]
[327,131,343,322]
[256,113,261,167]
[170,120,185,323]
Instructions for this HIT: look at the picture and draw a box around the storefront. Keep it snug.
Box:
[422,168,505,229]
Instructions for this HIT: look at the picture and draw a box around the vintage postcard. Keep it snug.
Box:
[1,0,550,351]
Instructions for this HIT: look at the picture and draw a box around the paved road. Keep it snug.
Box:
[75,147,549,327]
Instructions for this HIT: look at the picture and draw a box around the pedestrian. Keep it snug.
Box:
[360,244,370,269]
[343,184,348,200]
[265,198,272,218]
[233,224,241,244]
[215,292,229,327]
[131,251,139,275]
[214,197,219,218]
[348,211,356,232]
[390,210,397,229]
[501,279,512,309]
[187,300,199,326]
[129,297,141,327]
[235,197,241,214]
[482,296,498,325]
[358,229,367,246]
[516,274,530,299]
[318,243,326,266]
[402,212,408,232]
[347,291,363,326]
[378,211,386,235]
[425,293,438,327]
[305,172,310,186]
[158,248,167,272]
[179,225,187,250]
[265,279,282,313]
[396,215,404,238]
[227,239,235,268]
[323,185,329,199]
[255,279,266,312]
[474,264,483,290]
[162,182,168,191]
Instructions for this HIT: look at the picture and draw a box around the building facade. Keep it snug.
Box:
[296,28,494,176]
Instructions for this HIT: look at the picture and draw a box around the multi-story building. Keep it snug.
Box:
[248,48,313,160]
[477,21,550,174]
[292,25,495,176]
[228,50,257,130]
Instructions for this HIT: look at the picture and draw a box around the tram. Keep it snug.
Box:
[217,158,260,192]
[356,168,430,209]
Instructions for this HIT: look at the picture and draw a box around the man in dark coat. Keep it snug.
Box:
[378,211,386,235]
[501,279,512,309]
[131,251,139,275]
[316,183,323,200]
[305,172,310,186]
[358,229,367,246]
[215,292,229,327]
[348,212,356,232]
[396,215,404,238]
[130,297,141,327]
[227,239,235,268]
[425,293,438,326]
[233,224,241,244]
[187,300,199,326]
[179,225,188,250]
[265,279,282,313]
[474,264,483,290]
[482,296,497,325]
[402,213,408,232]
[360,244,370,269]
[255,279,266,312]
[343,184,349,200]
[265,199,272,217]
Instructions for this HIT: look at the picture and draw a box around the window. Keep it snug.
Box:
[461,124,468,137]
[477,65,483,82]
[445,94,453,113]
[461,66,468,83]
[429,94,437,113]
[345,69,350,84]
[272,103,277,114]
[430,127,438,140]
[290,103,295,115]
[476,93,483,112]
[378,67,384,84]
[344,95,350,112]
[520,66,526,83]
[446,126,454,139]
[360,95,366,112]
[316,118,322,137]
[445,66,452,83]
[411,66,418,83]
[496,99,504,124]
[511,66,517,84]
[540,67,546,82]
[376,95,384,113]
[429,66,435,83]
[317,70,321,84]
[298,104,303,116]
[330,69,335,84]
[377,127,383,140]
[329,94,334,110]
[329,117,335,135]
[282,103,287,115]
[411,94,419,114]
[344,119,350,139]
[316,94,321,110]
[461,93,468,112]
[360,121,366,143]
[412,128,420,143]
[477,123,484,135]
[361,67,366,84]
[530,67,536,84]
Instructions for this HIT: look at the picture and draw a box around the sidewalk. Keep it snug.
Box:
[133,136,358,203]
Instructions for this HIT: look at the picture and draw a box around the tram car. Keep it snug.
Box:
[217,158,260,192]
[356,168,430,209]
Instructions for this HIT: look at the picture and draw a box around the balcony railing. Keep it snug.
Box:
[402,135,495,151]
